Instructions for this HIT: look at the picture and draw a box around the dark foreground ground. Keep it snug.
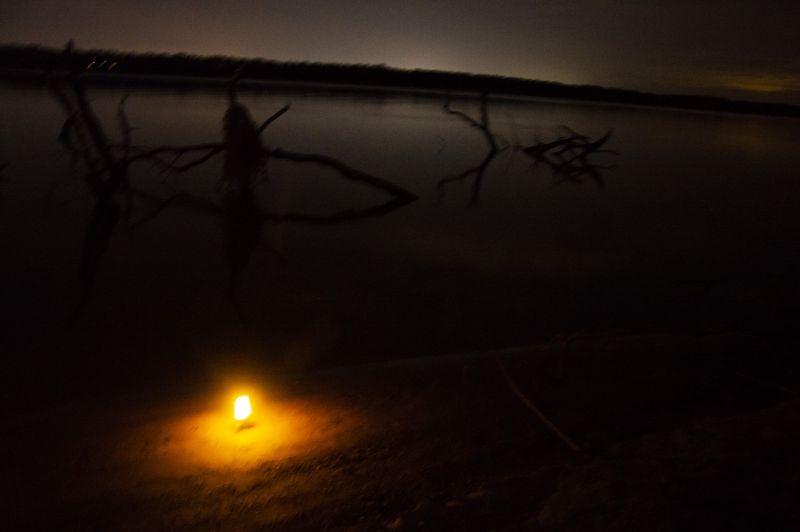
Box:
[3,332,800,531]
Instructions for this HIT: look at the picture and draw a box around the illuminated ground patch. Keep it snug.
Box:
[109,387,367,476]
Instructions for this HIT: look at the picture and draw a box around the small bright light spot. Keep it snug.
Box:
[234,395,252,421]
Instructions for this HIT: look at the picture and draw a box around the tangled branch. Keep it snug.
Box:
[438,94,617,200]
[522,127,617,189]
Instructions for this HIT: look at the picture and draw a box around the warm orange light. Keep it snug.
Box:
[111,389,363,474]
[234,395,252,421]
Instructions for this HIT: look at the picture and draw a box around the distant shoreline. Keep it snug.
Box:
[4,68,797,123]
[2,44,800,118]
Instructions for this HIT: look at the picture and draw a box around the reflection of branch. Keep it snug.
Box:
[260,197,412,225]
[133,188,413,228]
[436,150,496,205]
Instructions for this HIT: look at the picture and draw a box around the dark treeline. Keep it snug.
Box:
[2,44,800,118]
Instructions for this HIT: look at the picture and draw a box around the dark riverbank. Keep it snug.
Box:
[3,44,800,118]
[4,332,800,530]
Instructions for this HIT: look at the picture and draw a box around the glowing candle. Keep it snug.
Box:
[234,395,252,421]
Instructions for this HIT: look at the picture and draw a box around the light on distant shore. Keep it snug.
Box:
[234,395,252,421]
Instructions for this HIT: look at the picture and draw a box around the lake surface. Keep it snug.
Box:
[3,82,800,403]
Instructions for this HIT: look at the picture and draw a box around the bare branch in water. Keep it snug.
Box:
[522,129,617,189]
[50,82,100,179]
[128,189,224,230]
[259,197,414,225]
[171,146,224,173]
[72,82,124,188]
[125,143,224,173]
[51,79,130,308]
[438,94,615,201]
[116,94,135,224]
[117,93,133,159]
[57,113,79,166]
[256,104,291,135]
[128,143,223,155]
[443,92,499,152]
[438,93,501,205]
[50,81,419,318]
[268,148,418,203]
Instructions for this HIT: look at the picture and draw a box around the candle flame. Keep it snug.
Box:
[234,395,252,421]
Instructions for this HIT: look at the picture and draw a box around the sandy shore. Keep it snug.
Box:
[3,332,800,530]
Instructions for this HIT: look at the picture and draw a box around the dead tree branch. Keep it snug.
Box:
[51,78,418,316]
[268,148,418,203]
[51,79,130,307]
[438,93,503,205]
[50,83,99,178]
[125,143,223,173]
[522,128,617,189]
[120,104,287,174]
[443,92,499,152]
[257,104,291,135]
[117,93,133,159]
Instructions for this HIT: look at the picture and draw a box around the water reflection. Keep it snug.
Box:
[49,80,616,324]
[7,80,800,409]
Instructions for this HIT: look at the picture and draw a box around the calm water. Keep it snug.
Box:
[2,82,800,401]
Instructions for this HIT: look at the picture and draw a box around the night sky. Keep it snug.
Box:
[3,0,800,103]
